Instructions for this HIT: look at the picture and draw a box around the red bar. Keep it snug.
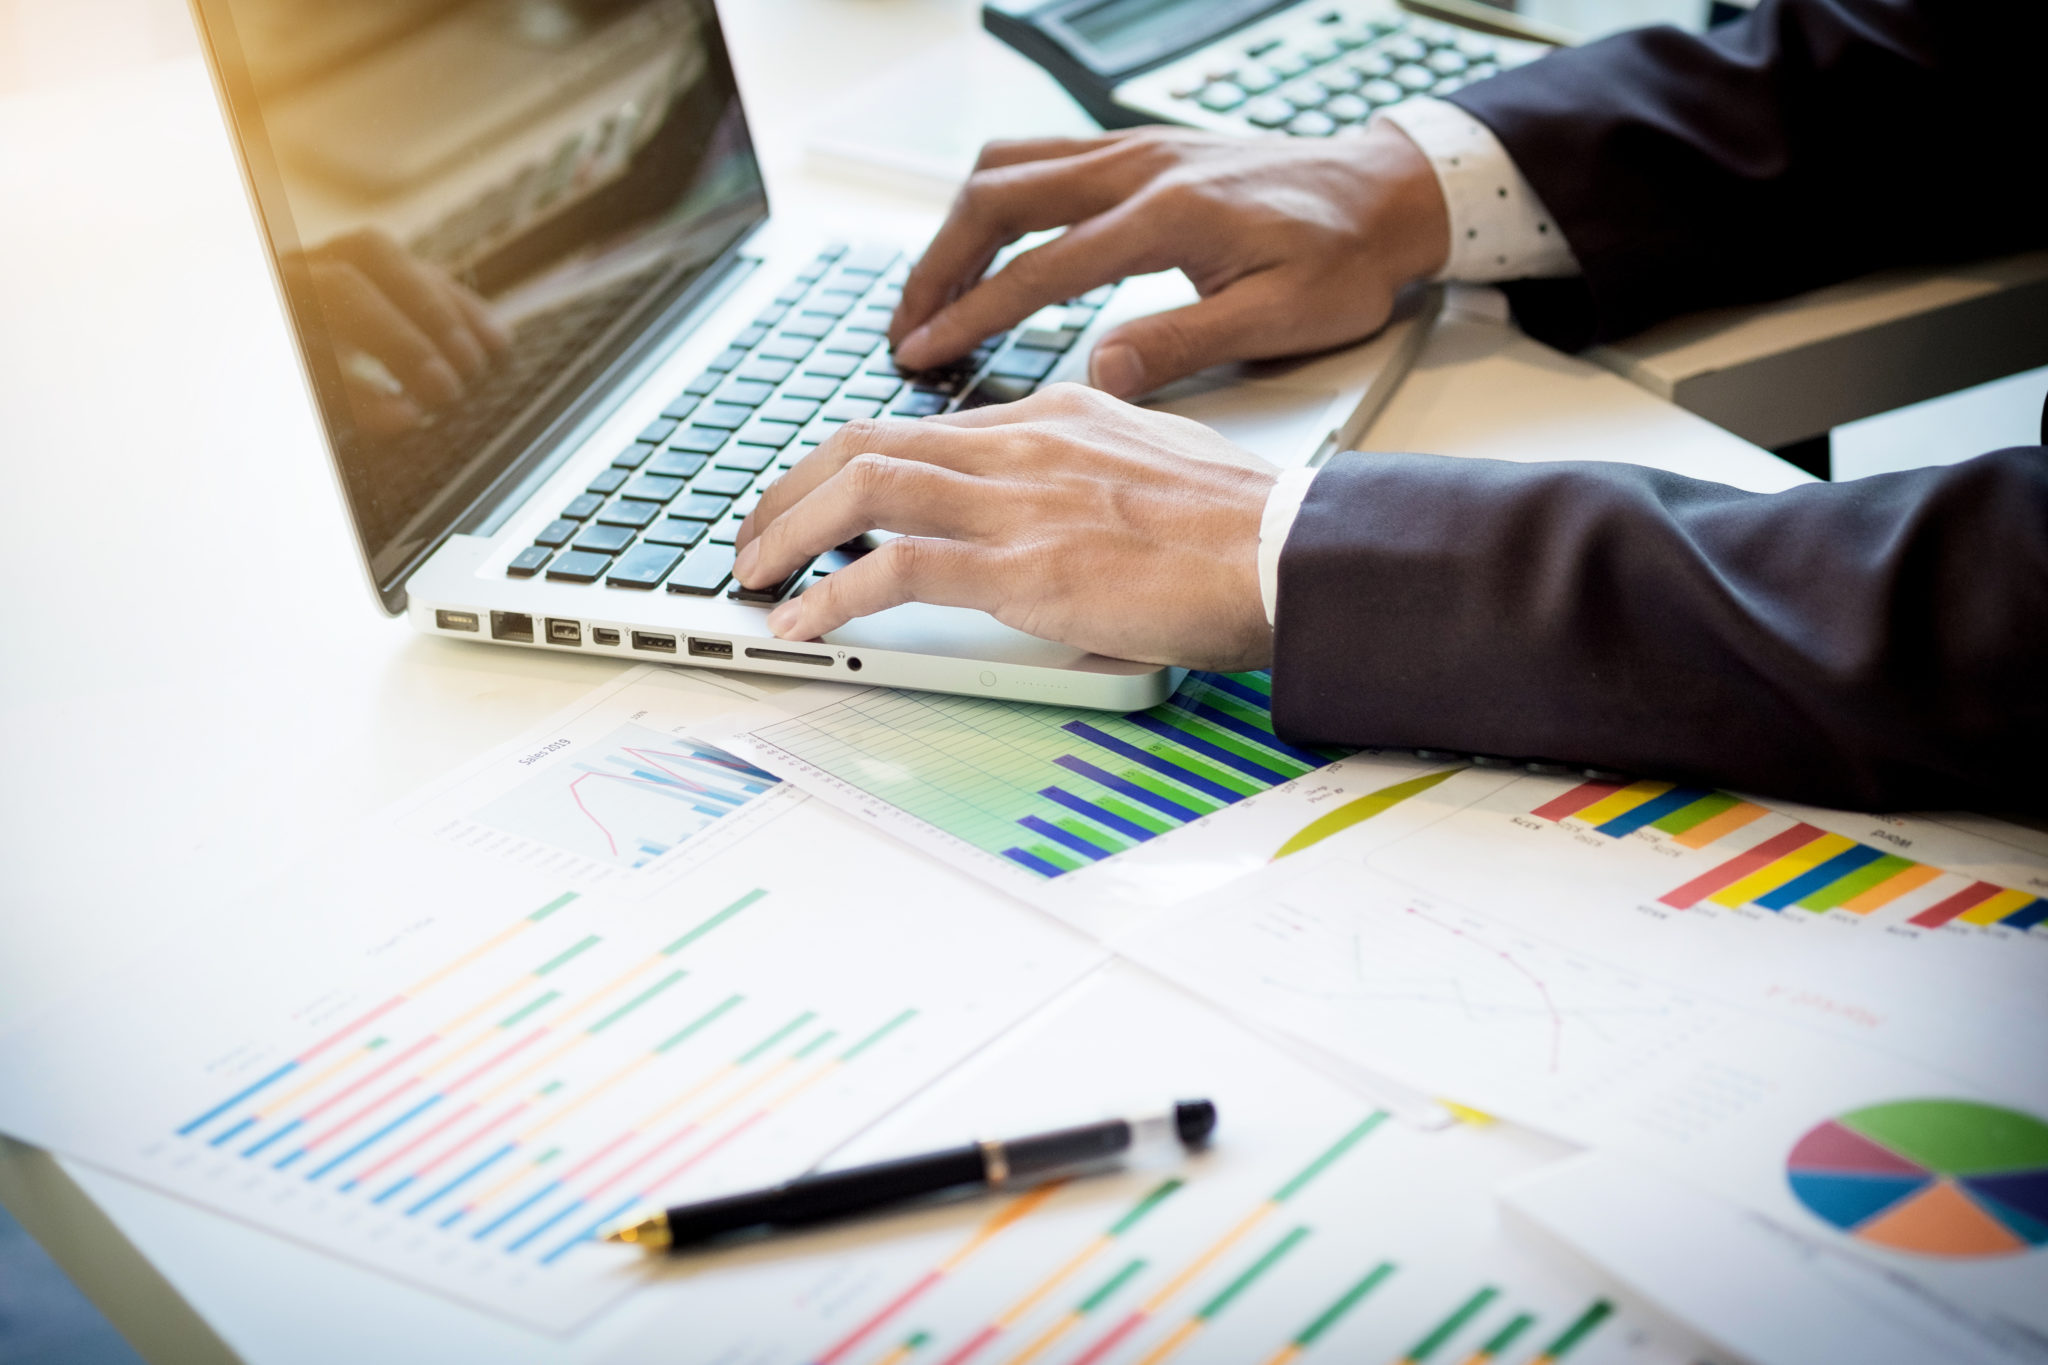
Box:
[1659,823,1823,908]
[443,1027,546,1094]
[1068,1310,1150,1365]
[298,1034,440,1124]
[1910,881,2002,928]
[936,1323,1002,1365]
[812,1268,945,1365]
[296,994,407,1064]
[1532,780,1628,823]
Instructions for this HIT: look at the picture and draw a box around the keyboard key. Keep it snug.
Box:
[1247,94,1294,127]
[597,499,662,529]
[691,402,754,430]
[545,549,611,583]
[682,369,723,396]
[988,347,1059,381]
[735,487,766,516]
[736,417,800,449]
[802,351,862,379]
[710,515,744,546]
[705,347,746,373]
[622,473,684,503]
[1426,48,1468,75]
[507,545,551,578]
[611,442,654,469]
[1235,62,1282,93]
[661,393,700,420]
[647,448,708,478]
[1015,326,1080,353]
[823,328,881,356]
[694,467,754,497]
[1288,110,1339,136]
[799,294,854,319]
[1384,34,1427,62]
[821,397,882,421]
[715,442,777,473]
[889,390,947,417]
[1317,64,1365,93]
[800,417,846,445]
[646,517,710,547]
[760,396,821,424]
[561,493,604,520]
[1196,81,1247,111]
[586,467,629,494]
[1076,285,1115,306]
[842,375,901,402]
[754,304,788,328]
[1360,78,1402,104]
[532,518,578,547]
[843,306,894,334]
[674,492,733,521]
[1280,78,1327,108]
[959,375,1035,409]
[574,523,637,554]
[731,559,811,603]
[671,425,729,454]
[773,281,807,305]
[1393,63,1435,91]
[781,313,834,339]
[1324,93,1370,122]
[605,543,684,589]
[782,374,838,401]
[731,325,768,349]
[759,333,816,361]
[736,357,796,385]
[839,245,900,275]
[714,378,774,407]
[665,543,736,595]
[637,417,679,444]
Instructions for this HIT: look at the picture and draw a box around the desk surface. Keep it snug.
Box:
[0,4,1798,1360]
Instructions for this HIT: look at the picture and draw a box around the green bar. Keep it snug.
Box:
[1077,1257,1148,1314]
[527,892,578,922]
[656,994,743,1053]
[1649,791,1737,836]
[1108,1178,1182,1236]
[1186,681,1282,733]
[1097,794,1171,836]
[1196,1225,1310,1321]
[900,1331,930,1351]
[737,1010,816,1065]
[1152,708,1310,777]
[1406,1287,1499,1362]
[841,1008,917,1063]
[1117,768,1217,816]
[534,1146,562,1165]
[1055,816,1127,854]
[589,970,685,1034]
[366,1037,387,1051]
[498,990,560,1029]
[662,888,767,956]
[793,1029,839,1061]
[1223,670,1272,696]
[534,934,601,977]
[1537,1301,1612,1361]
[1478,1311,1535,1357]
[1141,741,1258,798]
[1274,1113,1386,1203]
[1028,843,1082,872]
[537,1080,564,1097]
[1796,853,1914,911]
[1295,1262,1395,1348]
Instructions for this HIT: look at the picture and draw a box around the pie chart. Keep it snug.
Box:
[1787,1099,2048,1257]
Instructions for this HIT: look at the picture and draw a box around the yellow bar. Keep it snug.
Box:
[430,975,537,1042]
[1132,1317,1204,1365]
[517,1052,658,1140]
[1006,1311,1086,1365]
[942,1184,1064,1272]
[1839,862,1943,914]
[1959,886,2036,926]
[1256,1344,1305,1365]
[404,920,533,996]
[1708,832,1854,908]
[257,1044,374,1117]
[1569,781,1672,828]
[1456,1354,1495,1365]
[1671,801,1766,849]
[999,1234,1113,1329]
[1140,1204,1275,1313]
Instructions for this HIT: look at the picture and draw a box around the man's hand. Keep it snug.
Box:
[732,384,1277,670]
[889,123,1449,398]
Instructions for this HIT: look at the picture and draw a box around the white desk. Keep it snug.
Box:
[0,4,1799,1360]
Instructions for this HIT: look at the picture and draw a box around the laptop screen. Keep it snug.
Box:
[192,0,767,605]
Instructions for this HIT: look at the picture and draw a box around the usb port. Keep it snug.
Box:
[435,609,479,632]
[546,619,581,646]
[591,627,621,646]
[632,631,677,653]
[688,638,733,659]
[490,611,534,643]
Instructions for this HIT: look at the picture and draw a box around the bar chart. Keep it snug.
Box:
[1533,780,2048,934]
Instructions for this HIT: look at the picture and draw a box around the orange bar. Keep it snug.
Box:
[1839,863,1943,914]
[1671,802,1766,849]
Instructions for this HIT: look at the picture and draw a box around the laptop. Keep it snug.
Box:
[189,0,1428,710]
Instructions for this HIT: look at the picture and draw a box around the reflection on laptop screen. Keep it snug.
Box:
[197,0,766,595]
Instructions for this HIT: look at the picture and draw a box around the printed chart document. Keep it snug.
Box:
[0,667,1100,1331]
[590,966,1703,1365]
[702,670,1515,938]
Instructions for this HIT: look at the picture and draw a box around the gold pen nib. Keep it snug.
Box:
[601,1216,672,1250]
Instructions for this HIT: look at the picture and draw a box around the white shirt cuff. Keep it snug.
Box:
[1373,97,1580,283]
[1258,466,1318,627]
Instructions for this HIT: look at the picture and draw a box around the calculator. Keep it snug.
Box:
[985,0,1552,137]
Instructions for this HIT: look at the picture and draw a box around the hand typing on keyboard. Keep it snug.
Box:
[888,124,1448,400]
[732,384,1275,670]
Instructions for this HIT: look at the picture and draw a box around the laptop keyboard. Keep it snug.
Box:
[505,244,1115,601]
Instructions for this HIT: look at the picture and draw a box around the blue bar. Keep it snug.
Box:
[1195,672,1274,710]
[243,1118,301,1159]
[1018,815,1113,862]
[209,1117,257,1149]
[543,1196,641,1266]
[2000,897,2048,931]
[1063,722,1245,804]
[506,1198,585,1253]
[1040,787,1158,842]
[408,1143,516,1217]
[1054,756,1200,822]
[1002,847,1070,878]
[1170,695,1326,768]
[1596,786,1712,838]
[472,1179,561,1239]
[177,1060,298,1136]
[1126,713,1288,784]
[313,1095,442,1183]
[374,1176,415,1206]
[1756,844,1887,911]
[274,1148,307,1172]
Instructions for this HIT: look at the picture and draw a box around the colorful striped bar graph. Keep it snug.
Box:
[1534,781,2048,933]
[1130,1226,1313,1365]
[1258,1262,1396,1365]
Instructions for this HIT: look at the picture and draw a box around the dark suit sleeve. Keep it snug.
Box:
[1446,0,2048,348]
[1269,446,2048,812]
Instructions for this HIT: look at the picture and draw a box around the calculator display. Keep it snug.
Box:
[1067,0,1206,57]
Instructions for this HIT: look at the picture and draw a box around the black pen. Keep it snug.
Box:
[602,1099,1218,1252]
